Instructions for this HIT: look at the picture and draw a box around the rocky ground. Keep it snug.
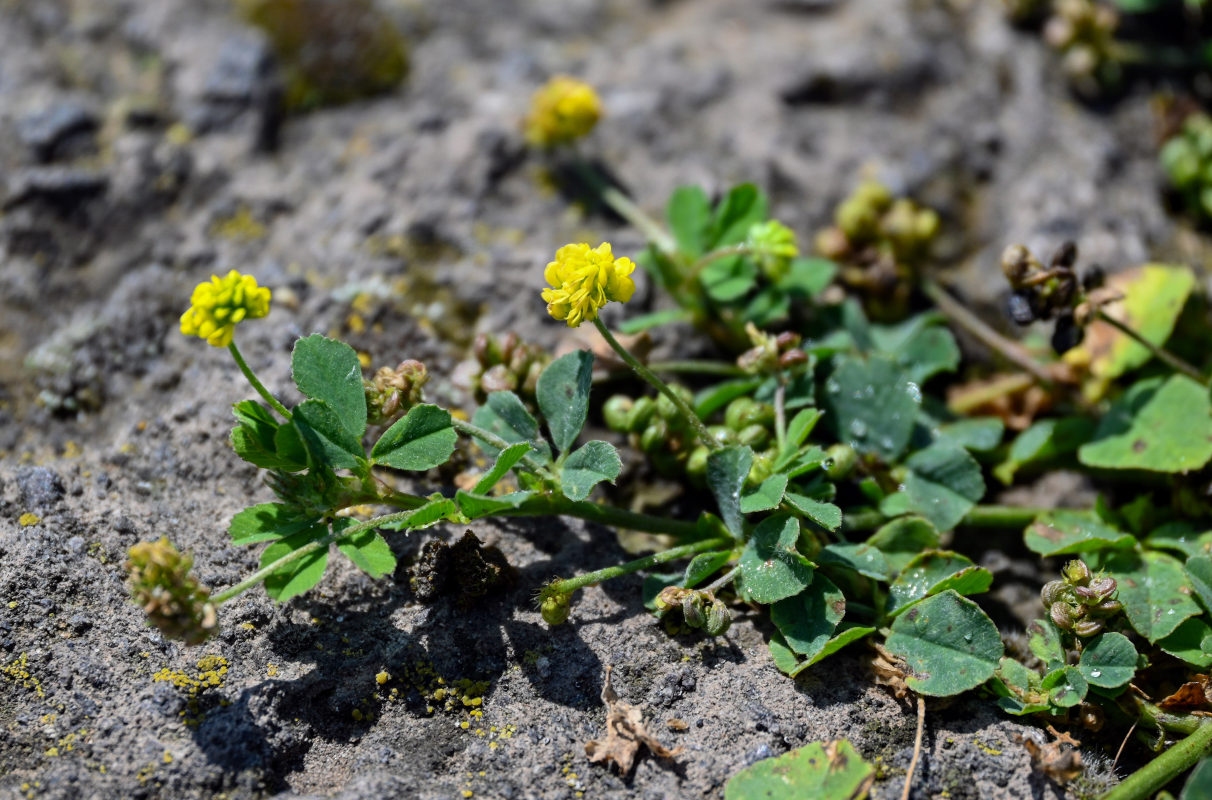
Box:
[0,0,1194,797]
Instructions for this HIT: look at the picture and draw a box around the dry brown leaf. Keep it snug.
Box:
[870,643,911,701]
[1018,725,1083,785]
[585,666,683,775]
[665,718,689,732]
[1158,675,1212,711]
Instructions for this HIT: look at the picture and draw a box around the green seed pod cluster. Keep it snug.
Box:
[1043,0,1121,98]
[125,538,217,645]
[654,586,732,637]
[365,359,429,426]
[1041,559,1123,638]
[464,332,551,405]
[814,180,939,320]
[1161,114,1212,223]
[539,590,571,626]
[603,384,698,476]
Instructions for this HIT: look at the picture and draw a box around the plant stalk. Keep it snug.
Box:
[646,360,748,377]
[599,186,678,257]
[594,317,719,451]
[545,536,732,596]
[841,504,1045,533]
[450,416,555,476]
[1101,720,1212,800]
[1096,310,1207,386]
[228,342,292,420]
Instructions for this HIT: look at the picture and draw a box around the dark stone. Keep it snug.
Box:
[15,466,65,510]
[4,167,108,212]
[17,101,99,163]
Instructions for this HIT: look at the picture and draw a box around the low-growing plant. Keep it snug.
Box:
[124,85,1212,800]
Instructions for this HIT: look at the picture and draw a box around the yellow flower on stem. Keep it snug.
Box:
[524,76,602,148]
[179,270,271,347]
[541,242,635,328]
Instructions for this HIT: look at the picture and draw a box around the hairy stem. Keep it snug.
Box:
[228,341,292,420]
[545,537,732,596]
[594,317,719,450]
[841,504,1045,533]
[1096,310,1207,386]
[508,493,705,539]
[920,278,1055,385]
[1101,720,1212,800]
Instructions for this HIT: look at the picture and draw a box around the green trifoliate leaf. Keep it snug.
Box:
[536,350,594,455]
[334,518,396,579]
[818,543,889,581]
[229,502,319,545]
[1158,617,1212,669]
[1077,632,1137,689]
[870,313,960,385]
[785,492,842,532]
[1106,550,1201,642]
[261,529,329,602]
[370,403,456,471]
[1146,522,1212,561]
[1186,556,1212,613]
[1041,666,1088,707]
[1023,510,1135,557]
[472,442,533,494]
[771,573,845,658]
[231,400,303,471]
[293,399,366,471]
[777,257,837,298]
[933,417,1004,453]
[706,183,768,248]
[887,550,993,616]
[994,417,1095,485]
[667,185,711,257]
[740,473,788,513]
[769,627,876,677]
[885,590,1003,696]
[701,255,758,302]
[559,440,621,501]
[292,334,367,438]
[739,513,814,604]
[1181,758,1212,800]
[900,443,985,532]
[684,550,733,589]
[708,446,753,538]
[724,740,874,800]
[823,355,921,462]
[1079,375,1212,473]
[866,516,940,576]
[1028,618,1066,670]
[274,421,308,471]
[471,391,552,462]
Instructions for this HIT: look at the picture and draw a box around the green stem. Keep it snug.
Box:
[450,417,556,477]
[646,360,748,377]
[684,244,753,286]
[600,187,678,257]
[704,564,741,593]
[594,317,719,451]
[546,537,731,596]
[1096,310,1207,386]
[508,493,704,539]
[773,379,788,454]
[228,341,292,419]
[841,504,1046,533]
[1101,721,1212,800]
[210,509,419,605]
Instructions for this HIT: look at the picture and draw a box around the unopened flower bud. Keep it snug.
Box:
[778,349,808,370]
[1063,559,1091,585]
[682,592,707,628]
[705,598,732,636]
[825,443,857,480]
[540,592,571,626]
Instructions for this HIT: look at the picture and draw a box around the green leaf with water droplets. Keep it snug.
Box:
[1023,510,1135,557]
[1041,665,1088,707]
[1077,632,1137,689]
[739,513,815,604]
[823,355,921,462]
[1106,550,1201,643]
[771,573,845,658]
[887,550,993,616]
[724,739,874,800]
[885,590,1003,697]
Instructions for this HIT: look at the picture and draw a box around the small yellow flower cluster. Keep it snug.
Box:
[524,76,601,148]
[541,243,635,328]
[746,220,799,282]
[179,270,271,347]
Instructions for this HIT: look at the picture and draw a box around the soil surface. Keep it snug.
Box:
[0,0,1186,798]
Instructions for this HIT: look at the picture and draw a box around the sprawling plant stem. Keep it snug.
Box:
[1101,718,1212,800]
[1096,310,1207,386]
[841,504,1046,532]
[229,341,293,419]
[545,536,732,597]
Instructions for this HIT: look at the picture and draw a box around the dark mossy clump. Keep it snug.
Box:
[233,0,408,111]
[410,531,517,608]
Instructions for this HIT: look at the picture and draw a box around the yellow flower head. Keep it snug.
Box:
[179,270,271,347]
[524,76,602,148]
[541,243,635,328]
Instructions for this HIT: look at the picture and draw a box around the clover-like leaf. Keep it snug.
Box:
[818,543,889,581]
[335,519,396,579]
[377,495,458,532]
[1024,510,1135,557]
[456,490,533,520]
[293,399,366,471]
[1028,618,1066,670]
[739,514,815,604]
[1079,375,1212,473]
[724,740,874,800]
[887,550,993,616]
[1158,617,1212,669]
[1186,556,1212,613]
[684,550,733,589]
[885,590,1003,696]
[537,350,594,455]
[471,391,552,461]
[667,185,711,257]
[371,403,456,471]
[292,334,367,438]
[1077,632,1137,689]
[866,516,940,576]
[229,502,319,545]
[740,473,788,514]
[560,440,621,501]
[823,355,921,462]
[472,442,533,494]
[1041,666,1088,708]
[785,492,842,532]
[900,443,985,532]
[771,573,845,659]
[708,446,753,538]
[1106,550,1201,642]
[994,417,1095,485]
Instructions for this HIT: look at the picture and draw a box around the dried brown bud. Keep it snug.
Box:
[125,538,217,646]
